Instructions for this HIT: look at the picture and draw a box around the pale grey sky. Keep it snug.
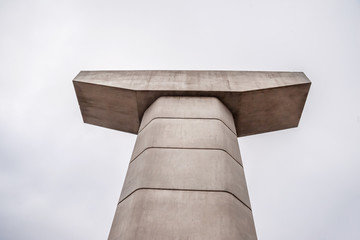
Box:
[0,0,359,239]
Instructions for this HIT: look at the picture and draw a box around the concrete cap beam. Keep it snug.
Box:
[73,70,311,137]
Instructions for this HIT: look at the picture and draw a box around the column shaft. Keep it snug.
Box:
[108,97,257,240]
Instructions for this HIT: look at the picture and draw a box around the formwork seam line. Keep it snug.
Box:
[138,117,237,136]
[118,187,252,211]
[130,147,243,168]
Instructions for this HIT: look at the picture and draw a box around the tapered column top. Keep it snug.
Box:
[73,70,310,137]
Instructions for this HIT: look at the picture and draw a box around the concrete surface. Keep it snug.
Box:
[131,118,241,164]
[73,70,311,137]
[108,190,257,240]
[139,97,236,134]
[108,97,257,239]
[119,148,251,208]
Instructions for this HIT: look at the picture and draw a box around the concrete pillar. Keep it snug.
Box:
[108,97,257,240]
[73,70,311,240]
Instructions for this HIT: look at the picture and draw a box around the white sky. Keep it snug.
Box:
[0,0,359,239]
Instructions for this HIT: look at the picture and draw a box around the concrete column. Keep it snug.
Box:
[108,97,257,240]
[74,70,311,240]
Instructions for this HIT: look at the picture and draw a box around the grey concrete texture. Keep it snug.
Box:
[74,84,139,133]
[109,96,257,239]
[139,96,237,134]
[131,118,242,164]
[73,70,311,137]
[108,190,257,240]
[119,148,251,208]
[74,70,309,91]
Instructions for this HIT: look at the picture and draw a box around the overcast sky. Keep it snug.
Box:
[0,0,359,239]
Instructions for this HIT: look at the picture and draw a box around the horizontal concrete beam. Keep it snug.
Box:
[73,70,311,137]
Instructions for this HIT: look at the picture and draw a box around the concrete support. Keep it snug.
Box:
[108,97,257,240]
[73,70,311,240]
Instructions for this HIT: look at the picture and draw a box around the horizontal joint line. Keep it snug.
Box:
[138,117,237,136]
[118,188,252,211]
[130,147,243,167]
